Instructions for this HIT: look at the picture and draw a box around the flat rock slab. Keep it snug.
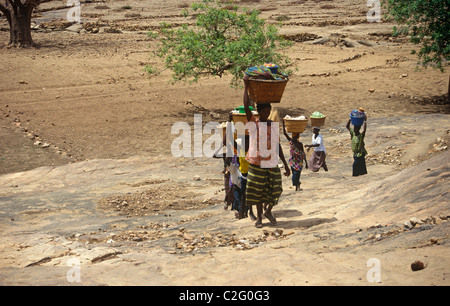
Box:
[0,114,449,285]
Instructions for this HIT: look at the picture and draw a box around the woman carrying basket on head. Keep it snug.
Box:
[243,75,290,228]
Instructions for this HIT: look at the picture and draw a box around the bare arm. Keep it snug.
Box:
[303,151,308,169]
[361,117,367,137]
[305,134,321,151]
[282,120,291,142]
[279,144,290,177]
[346,118,351,131]
[305,143,319,152]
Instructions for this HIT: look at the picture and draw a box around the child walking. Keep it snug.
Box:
[282,122,308,191]
[236,135,256,220]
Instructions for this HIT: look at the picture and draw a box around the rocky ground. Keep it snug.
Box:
[0,0,449,286]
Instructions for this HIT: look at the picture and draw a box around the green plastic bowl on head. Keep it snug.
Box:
[235,106,255,113]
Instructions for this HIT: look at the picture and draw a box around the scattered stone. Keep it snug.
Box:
[411,260,426,271]
[432,137,447,152]
[282,33,320,43]
[330,53,362,64]
[366,145,406,167]
[99,27,122,34]
[174,229,292,254]
[98,185,210,217]
[430,238,439,244]
[329,128,342,133]
[433,217,442,225]
[409,217,421,226]
[25,257,53,267]
[66,23,83,33]
[404,220,414,229]
[91,250,122,264]
[418,224,433,231]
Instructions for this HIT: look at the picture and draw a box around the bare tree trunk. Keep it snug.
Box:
[0,1,39,48]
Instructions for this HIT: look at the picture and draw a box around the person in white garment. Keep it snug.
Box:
[305,126,328,172]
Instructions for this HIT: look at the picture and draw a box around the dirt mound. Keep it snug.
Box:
[362,150,450,221]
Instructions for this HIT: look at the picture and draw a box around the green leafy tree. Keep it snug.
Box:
[384,0,449,71]
[146,0,293,87]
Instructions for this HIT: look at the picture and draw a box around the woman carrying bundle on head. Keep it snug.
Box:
[346,108,368,176]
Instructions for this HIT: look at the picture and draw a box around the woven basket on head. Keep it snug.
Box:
[247,78,288,104]
[310,116,326,127]
[231,113,260,124]
[231,113,260,135]
[284,118,308,133]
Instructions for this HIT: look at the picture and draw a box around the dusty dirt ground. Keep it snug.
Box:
[0,0,449,286]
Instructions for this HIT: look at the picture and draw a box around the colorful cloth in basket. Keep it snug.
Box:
[244,66,288,80]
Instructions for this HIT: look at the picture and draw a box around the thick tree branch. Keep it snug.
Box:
[14,0,25,9]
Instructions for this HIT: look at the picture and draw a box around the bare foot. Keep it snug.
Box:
[264,211,277,224]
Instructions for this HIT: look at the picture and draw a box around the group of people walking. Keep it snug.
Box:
[217,76,368,228]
